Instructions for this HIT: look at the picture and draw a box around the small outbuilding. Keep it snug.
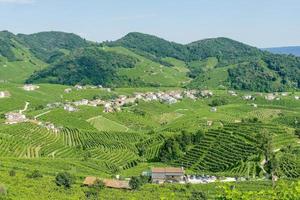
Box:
[151,167,185,184]
[83,176,99,186]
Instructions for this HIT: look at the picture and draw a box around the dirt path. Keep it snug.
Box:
[34,110,51,119]
[19,102,29,114]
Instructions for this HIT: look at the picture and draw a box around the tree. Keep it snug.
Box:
[55,172,75,188]
[189,191,207,200]
[26,170,43,179]
[129,176,142,190]
[295,129,300,138]
[9,169,16,177]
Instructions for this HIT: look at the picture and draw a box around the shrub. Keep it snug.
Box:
[295,129,300,138]
[129,176,143,190]
[209,98,228,107]
[27,170,43,179]
[55,172,75,188]
[189,191,207,200]
[92,179,105,190]
[9,169,16,177]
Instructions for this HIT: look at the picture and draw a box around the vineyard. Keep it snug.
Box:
[0,83,299,199]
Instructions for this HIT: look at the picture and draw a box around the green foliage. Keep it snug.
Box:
[9,169,16,177]
[0,32,17,61]
[26,47,138,86]
[209,97,229,107]
[111,32,188,61]
[27,170,43,179]
[189,191,207,200]
[295,129,300,138]
[17,31,88,62]
[228,61,281,92]
[55,172,75,188]
[129,175,150,190]
[218,180,300,200]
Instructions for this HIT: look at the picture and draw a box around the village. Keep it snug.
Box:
[2,84,300,130]
[82,167,241,190]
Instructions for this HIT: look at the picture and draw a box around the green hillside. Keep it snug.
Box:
[0,30,300,199]
[17,31,89,62]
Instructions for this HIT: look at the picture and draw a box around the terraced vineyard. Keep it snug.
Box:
[174,122,300,177]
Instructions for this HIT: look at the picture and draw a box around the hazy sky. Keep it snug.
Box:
[0,0,299,47]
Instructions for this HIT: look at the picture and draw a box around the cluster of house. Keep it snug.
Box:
[0,91,10,98]
[5,112,27,124]
[82,167,239,190]
[64,84,111,93]
[242,92,300,101]
[23,84,39,91]
[63,89,213,113]
[37,121,60,133]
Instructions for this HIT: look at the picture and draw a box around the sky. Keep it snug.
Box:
[0,0,299,47]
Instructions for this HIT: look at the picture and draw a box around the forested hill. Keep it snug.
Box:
[17,31,89,62]
[110,32,300,91]
[26,47,139,86]
[0,30,299,92]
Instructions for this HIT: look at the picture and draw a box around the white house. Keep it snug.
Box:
[64,88,72,93]
[23,84,39,91]
[74,99,89,106]
[74,84,83,90]
[251,103,258,108]
[64,105,77,112]
[228,90,237,96]
[265,94,276,101]
[201,90,213,97]
[0,91,10,98]
[5,112,27,124]
[103,103,113,113]
[243,95,254,100]
[295,96,300,100]
[210,107,217,112]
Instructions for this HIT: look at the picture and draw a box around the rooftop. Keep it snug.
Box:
[151,167,184,173]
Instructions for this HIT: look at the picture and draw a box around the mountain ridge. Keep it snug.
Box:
[0,30,299,92]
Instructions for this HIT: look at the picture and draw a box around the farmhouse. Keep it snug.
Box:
[151,167,185,184]
[23,84,39,91]
[200,90,213,98]
[74,84,83,90]
[265,94,276,101]
[103,179,131,189]
[64,88,72,93]
[83,177,131,189]
[228,90,237,96]
[103,103,114,113]
[210,107,217,112]
[64,104,77,112]
[73,99,89,106]
[83,176,99,186]
[243,95,254,100]
[0,91,10,98]
[5,112,27,124]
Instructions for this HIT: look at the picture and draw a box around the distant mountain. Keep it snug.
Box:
[263,46,300,57]
[17,31,89,62]
[26,47,140,86]
[0,30,299,91]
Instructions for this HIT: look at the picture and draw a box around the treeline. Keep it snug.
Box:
[158,130,204,162]
[26,47,139,86]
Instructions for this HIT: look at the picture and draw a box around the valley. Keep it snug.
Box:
[0,30,299,199]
